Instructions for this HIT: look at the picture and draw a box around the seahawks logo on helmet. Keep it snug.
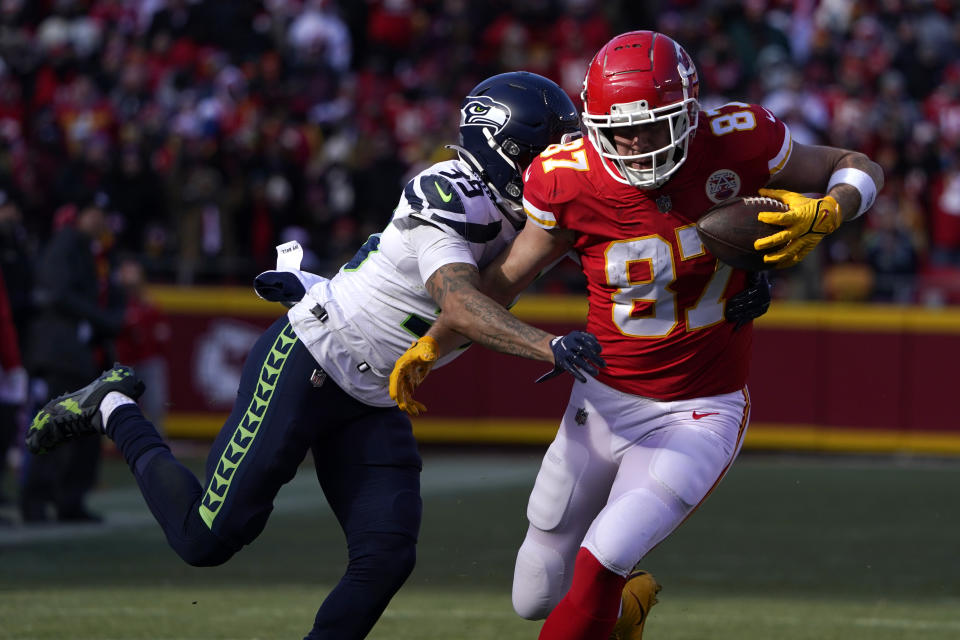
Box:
[460,96,510,133]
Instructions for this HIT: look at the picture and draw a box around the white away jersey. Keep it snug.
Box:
[288,158,522,406]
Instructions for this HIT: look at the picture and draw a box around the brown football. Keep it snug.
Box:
[696,196,788,271]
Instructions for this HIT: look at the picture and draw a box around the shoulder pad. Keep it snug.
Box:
[421,173,464,214]
[395,161,506,243]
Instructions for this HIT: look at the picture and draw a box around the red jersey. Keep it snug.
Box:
[523,103,791,400]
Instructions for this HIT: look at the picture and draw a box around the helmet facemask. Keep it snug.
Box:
[447,130,526,221]
[581,31,701,190]
[484,127,528,213]
[585,97,699,189]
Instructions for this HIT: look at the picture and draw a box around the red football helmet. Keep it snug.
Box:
[581,31,700,189]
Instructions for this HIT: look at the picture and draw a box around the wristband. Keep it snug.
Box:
[826,168,876,219]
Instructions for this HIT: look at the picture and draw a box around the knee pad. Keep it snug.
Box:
[512,536,568,620]
[526,437,588,531]
[583,488,673,576]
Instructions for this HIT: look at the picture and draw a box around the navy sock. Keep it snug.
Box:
[106,404,168,467]
[106,404,233,566]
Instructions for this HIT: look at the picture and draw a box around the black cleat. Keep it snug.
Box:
[26,364,145,454]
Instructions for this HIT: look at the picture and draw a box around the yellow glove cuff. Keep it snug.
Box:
[389,336,439,417]
[810,195,841,235]
[415,335,439,356]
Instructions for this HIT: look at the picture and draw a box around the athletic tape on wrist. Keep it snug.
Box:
[826,168,877,219]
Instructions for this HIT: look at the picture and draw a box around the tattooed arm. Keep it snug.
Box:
[391,224,585,414]
[423,222,576,361]
[424,262,555,362]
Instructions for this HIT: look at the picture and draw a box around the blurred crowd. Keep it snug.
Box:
[0,0,958,521]
[0,0,958,301]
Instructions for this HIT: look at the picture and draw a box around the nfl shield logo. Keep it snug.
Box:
[575,407,588,425]
[656,195,672,213]
[310,368,327,388]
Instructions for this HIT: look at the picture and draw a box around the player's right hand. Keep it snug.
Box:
[389,336,439,416]
[535,331,606,383]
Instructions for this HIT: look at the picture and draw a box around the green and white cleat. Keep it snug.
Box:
[26,364,145,454]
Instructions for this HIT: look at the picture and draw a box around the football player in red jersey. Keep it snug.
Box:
[390,31,884,640]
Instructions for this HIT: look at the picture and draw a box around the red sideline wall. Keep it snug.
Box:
[150,287,960,456]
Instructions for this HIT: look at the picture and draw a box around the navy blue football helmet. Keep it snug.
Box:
[452,72,580,214]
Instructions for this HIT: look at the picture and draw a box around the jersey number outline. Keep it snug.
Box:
[702,102,757,136]
[604,230,732,338]
[438,167,486,198]
[606,103,756,336]
[541,137,589,173]
[539,127,740,338]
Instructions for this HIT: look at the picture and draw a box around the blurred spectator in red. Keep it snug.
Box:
[545,0,611,102]
[0,268,27,516]
[365,0,414,61]
[114,256,170,433]
[0,76,25,143]
[923,63,960,157]
[928,155,960,267]
[54,74,117,158]
[0,188,33,514]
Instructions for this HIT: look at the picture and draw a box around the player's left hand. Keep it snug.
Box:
[535,331,606,383]
[725,271,771,330]
[389,336,439,416]
[754,188,842,269]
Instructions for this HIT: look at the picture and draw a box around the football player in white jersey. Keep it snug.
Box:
[25,72,603,640]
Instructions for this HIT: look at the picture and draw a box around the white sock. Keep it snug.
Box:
[99,391,136,432]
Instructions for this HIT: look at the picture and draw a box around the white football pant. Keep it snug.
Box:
[512,375,750,620]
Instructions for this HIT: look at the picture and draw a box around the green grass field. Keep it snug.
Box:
[2,448,959,639]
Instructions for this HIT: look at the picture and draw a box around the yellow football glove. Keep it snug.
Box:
[753,188,842,269]
[389,336,439,417]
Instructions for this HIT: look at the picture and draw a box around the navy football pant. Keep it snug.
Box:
[107,317,423,640]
